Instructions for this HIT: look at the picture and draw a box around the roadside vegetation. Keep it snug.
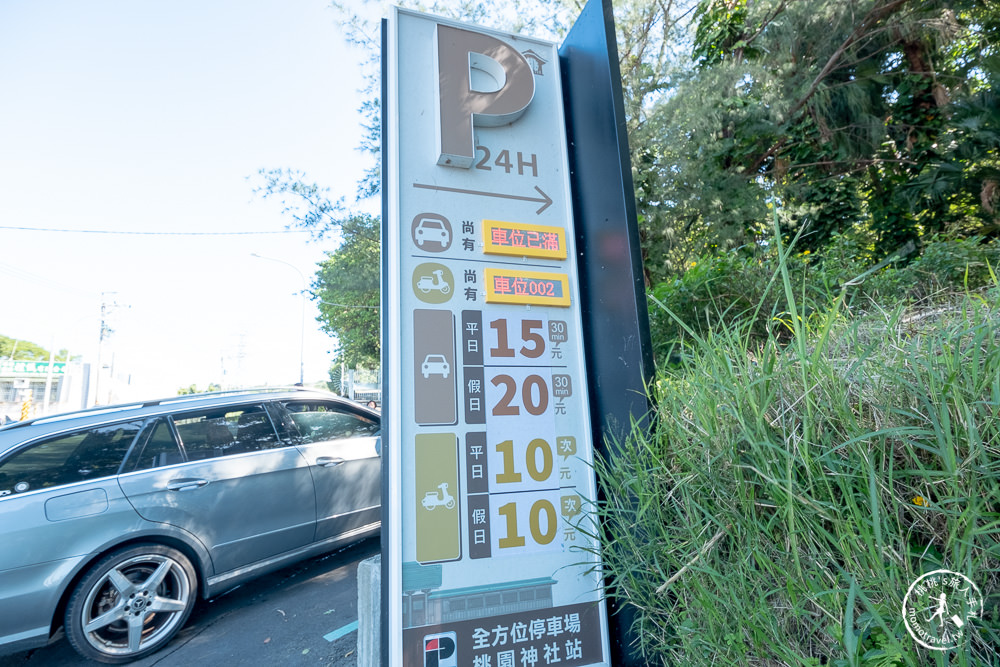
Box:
[584,1,1000,662]
[596,222,999,665]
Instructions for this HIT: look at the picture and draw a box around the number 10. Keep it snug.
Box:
[497,500,557,548]
[495,438,554,484]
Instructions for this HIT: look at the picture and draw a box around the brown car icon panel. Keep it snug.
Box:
[411,213,452,251]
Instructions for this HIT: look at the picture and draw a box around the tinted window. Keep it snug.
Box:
[282,401,379,444]
[173,405,280,459]
[0,421,142,495]
[126,419,183,472]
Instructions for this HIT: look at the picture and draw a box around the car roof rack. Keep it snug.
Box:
[1,386,323,431]
[146,386,320,407]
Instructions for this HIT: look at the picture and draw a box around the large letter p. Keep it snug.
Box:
[436,25,534,168]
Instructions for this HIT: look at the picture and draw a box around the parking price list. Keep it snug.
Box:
[392,9,609,667]
[403,213,606,665]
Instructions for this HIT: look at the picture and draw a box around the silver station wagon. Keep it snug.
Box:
[0,388,380,663]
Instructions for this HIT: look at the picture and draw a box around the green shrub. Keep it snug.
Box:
[866,236,1000,304]
[647,236,999,364]
[647,250,815,360]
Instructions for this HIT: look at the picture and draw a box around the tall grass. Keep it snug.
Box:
[596,237,1000,665]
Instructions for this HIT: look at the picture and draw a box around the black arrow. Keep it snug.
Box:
[413,183,553,215]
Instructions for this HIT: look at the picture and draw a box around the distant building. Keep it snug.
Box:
[0,360,90,422]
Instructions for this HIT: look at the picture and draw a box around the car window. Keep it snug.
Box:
[126,419,183,472]
[282,401,379,444]
[173,405,281,460]
[0,421,143,496]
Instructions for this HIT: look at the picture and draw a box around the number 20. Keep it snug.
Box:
[491,374,548,416]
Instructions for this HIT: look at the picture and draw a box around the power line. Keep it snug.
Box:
[0,262,98,296]
[0,225,308,236]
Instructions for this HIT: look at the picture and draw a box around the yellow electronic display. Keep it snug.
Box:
[485,268,571,307]
[482,219,567,260]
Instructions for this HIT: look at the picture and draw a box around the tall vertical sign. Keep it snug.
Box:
[385,7,610,666]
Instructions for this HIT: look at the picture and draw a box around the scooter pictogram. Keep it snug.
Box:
[416,269,451,294]
[421,482,456,510]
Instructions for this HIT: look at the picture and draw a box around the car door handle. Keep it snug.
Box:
[316,457,345,468]
[166,478,209,491]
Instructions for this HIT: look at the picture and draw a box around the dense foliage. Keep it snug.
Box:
[648,232,1000,359]
[312,213,381,369]
[639,0,999,281]
[0,335,69,361]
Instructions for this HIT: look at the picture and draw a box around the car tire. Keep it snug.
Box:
[65,544,197,664]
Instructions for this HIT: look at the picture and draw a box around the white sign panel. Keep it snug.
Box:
[386,8,609,666]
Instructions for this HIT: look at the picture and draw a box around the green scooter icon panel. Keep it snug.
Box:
[412,263,453,305]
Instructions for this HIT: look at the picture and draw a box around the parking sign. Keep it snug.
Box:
[385,7,611,666]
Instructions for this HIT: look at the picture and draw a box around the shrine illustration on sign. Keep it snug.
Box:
[388,8,610,666]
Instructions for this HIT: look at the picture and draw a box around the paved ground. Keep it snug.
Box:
[0,537,379,667]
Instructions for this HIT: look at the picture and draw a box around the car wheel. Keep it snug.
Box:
[65,544,197,664]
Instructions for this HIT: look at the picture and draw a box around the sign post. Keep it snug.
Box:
[560,0,656,662]
[384,7,614,665]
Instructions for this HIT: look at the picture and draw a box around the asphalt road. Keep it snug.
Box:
[0,537,379,667]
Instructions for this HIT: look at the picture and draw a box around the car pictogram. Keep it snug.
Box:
[421,354,450,379]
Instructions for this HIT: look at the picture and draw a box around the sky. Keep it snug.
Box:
[0,0,381,402]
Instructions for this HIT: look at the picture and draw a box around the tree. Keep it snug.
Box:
[0,335,70,361]
[278,0,998,295]
[639,0,1000,281]
[313,214,381,369]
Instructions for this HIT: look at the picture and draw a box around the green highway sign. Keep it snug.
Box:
[0,360,67,376]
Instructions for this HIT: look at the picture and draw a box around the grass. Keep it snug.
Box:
[595,231,1000,665]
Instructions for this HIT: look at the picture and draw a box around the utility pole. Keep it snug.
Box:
[94,292,119,406]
